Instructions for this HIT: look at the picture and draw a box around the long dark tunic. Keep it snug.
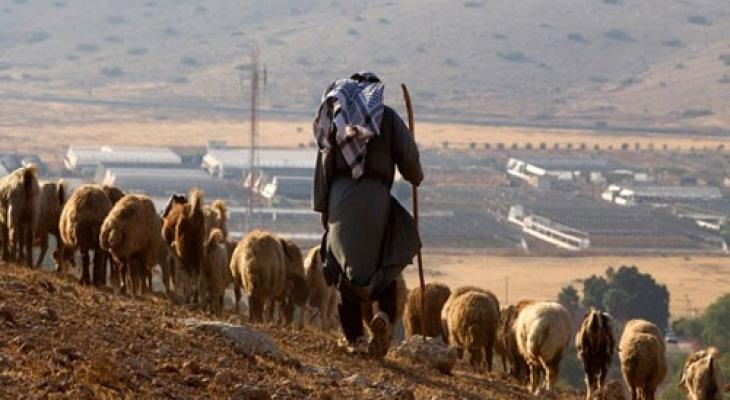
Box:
[313,105,423,289]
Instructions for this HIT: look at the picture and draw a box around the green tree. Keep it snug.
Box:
[558,285,580,317]
[702,293,730,352]
[582,275,608,310]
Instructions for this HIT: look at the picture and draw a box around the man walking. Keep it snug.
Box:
[312,72,423,358]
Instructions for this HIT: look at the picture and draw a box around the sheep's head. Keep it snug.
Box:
[172,189,206,273]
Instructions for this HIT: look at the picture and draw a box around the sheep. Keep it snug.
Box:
[33,180,66,268]
[618,319,666,400]
[576,309,616,399]
[229,230,287,322]
[161,188,206,304]
[496,304,530,383]
[404,282,451,339]
[680,348,725,400]
[56,184,112,286]
[199,228,233,315]
[100,194,163,296]
[302,246,339,330]
[276,237,310,328]
[0,165,40,267]
[515,301,572,395]
[101,184,125,205]
[203,200,228,238]
[441,286,500,344]
[445,290,500,373]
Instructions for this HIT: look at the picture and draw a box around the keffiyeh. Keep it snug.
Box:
[313,71,385,179]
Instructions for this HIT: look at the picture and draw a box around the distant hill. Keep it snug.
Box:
[1,0,729,130]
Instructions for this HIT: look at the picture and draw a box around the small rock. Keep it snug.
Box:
[211,369,236,387]
[233,384,271,400]
[340,373,368,387]
[39,306,58,321]
[392,388,415,400]
[300,364,343,380]
[178,318,278,358]
[394,335,457,374]
[0,304,17,326]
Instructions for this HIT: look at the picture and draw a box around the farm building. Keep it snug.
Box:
[65,145,182,175]
[602,184,723,206]
[97,163,245,202]
[201,147,314,179]
[506,156,631,188]
[260,176,313,201]
[505,191,722,252]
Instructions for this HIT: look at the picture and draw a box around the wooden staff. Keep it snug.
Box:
[401,83,427,339]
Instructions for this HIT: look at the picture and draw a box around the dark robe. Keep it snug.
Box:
[312,105,423,292]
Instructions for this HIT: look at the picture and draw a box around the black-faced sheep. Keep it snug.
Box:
[496,304,530,383]
[33,180,66,268]
[515,301,572,395]
[404,282,451,340]
[576,309,616,399]
[200,228,232,315]
[56,184,112,286]
[161,189,206,303]
[302,246,339,330]
[445,290,500,373]
[680,348,725,400]
[100,194,162,296]
[229,230,287,322]
[618,319,666,400]
[0,165,40,267]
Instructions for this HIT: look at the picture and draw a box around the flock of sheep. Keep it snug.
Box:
[0,164,726,400]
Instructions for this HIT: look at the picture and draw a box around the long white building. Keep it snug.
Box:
[65,145,182,174]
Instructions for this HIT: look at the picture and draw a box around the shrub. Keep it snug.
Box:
[497,51,529,63]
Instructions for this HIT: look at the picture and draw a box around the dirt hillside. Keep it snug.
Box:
[0,263,583,399]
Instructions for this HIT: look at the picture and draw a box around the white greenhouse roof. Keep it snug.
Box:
[66,145,182,170]
[202,148,315,170]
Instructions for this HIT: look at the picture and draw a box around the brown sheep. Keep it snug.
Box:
[577,309,616,399]
[203,200,228,238]
[515,301,572,395]
[404,282,451,339]
[618,319,666,400]
[161,189,206,303]
[276,237,310,328]
[102,185,125,206]
[445,290,500,373]
[229,230,287,322]
[200,228,232,315]
[680,348,725,400]
[303,246,339,330]
[56,185,112,286]
[441,286,500,344]
[100,194,162,296]
[33,180,66,268]
[0,165,40,267]
[496,304,530,383]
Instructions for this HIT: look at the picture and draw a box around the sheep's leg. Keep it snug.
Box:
[485,343,493,372]
[92,250,107,287]
[24,223,33,268]
[36,236,48,269]
[529,364,540,395]
[248,293,261,323]
[233,284,241,313]
[545,353,562,393]
[1,222,8,261]
[80,251,91,285]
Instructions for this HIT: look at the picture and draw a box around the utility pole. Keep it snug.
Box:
[241,49,265,232]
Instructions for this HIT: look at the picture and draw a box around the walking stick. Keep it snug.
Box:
[401,84,427,340]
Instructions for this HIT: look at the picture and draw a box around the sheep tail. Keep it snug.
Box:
[57,180,67,205]
[188,188,203,218]
[23,164,37,200]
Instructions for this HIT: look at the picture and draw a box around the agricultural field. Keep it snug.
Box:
[407,253,730,319]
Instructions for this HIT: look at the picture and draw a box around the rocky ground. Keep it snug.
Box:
[0,263,583,399]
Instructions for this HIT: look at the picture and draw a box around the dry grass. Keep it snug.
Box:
[405,253,730,319]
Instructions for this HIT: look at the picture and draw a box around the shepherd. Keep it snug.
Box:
[312,71,423,358]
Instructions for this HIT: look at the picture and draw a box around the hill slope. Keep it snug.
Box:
[0,263,582,399]
[1,0,730,129]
